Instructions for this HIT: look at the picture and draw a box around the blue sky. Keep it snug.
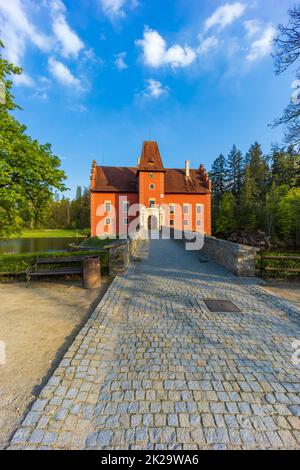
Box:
[0,0,296,196]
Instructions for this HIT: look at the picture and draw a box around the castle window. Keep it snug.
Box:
[149,184,155,190]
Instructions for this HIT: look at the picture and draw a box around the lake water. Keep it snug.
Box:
[0,238,82,255]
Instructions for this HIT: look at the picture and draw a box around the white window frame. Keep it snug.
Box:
[183,219,189,226]
[196,204,202,214]
[105,201,111,213]
[123,201,130,213]
[196,219,201,226]
[183,204,189,214]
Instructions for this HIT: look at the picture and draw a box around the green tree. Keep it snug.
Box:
[227,144,244,197]
[273,6,300,145]
[215,193,237,235]
[0,41,66,237]
[209,154,227,231]
[271,144,300,187]
[277,188,300,245]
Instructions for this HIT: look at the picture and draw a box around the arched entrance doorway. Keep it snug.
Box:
[148,215,158,230]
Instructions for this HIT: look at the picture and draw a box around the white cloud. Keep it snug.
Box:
[244,19,261,38]
[205,2,246,31]
[13,73,34,87]
[48,57,82,89]
[0,0,52,64]
[246,26,275,62]
[52,15,84,58]
[99,0,138,19]
[143,79,168,98]
[48,0,84,58]
[114,52,128,70]
[197,36,219,55]
[136,28,196,69]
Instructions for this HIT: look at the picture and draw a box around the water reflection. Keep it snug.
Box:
[0,238,81,255]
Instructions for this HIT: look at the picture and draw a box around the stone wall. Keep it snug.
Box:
[105,238,140,276]
[201,235,259,277]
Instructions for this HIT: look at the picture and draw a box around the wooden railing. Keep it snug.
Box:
[259,254,300,277]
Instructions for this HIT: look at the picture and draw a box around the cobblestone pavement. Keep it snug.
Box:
[8,239,300,450]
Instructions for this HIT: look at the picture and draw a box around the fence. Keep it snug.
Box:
[259,254,300,277]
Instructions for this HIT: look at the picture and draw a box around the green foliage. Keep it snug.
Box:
[45,186,90,231]
[211,142,300,245]
[277,188,300,244]
[80,237,109,248]
[0,250,109,275]
[215,193,237,234]
[0,41,67,238]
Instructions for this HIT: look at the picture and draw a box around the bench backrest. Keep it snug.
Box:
[36,255,99,265]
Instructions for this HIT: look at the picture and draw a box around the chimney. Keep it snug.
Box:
[185,160,190,177]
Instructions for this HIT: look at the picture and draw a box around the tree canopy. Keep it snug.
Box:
[210,143,300,246]
[273,6,300,145]
[0,41,66,237]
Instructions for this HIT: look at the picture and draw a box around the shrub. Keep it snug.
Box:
[0,250,109,275]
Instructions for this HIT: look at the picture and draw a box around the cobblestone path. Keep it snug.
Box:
[9,240,300,450]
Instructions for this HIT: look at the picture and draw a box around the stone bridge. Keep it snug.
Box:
[9,239,300,450]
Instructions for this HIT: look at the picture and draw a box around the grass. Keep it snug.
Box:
[14,229,86,239]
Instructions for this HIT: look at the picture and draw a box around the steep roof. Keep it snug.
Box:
[165,169,210,194]
[92,166,137,193]
[91,166,210,194]
[138,141,165,172]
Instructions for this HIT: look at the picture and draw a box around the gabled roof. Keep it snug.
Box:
[138,141,165,172]
[165,169,210,194]
[91,166,210,194]
[92,166,137,193]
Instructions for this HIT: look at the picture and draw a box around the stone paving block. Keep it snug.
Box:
[8,239,300,450]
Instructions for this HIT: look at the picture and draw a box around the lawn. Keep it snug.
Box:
[15,229,86,239]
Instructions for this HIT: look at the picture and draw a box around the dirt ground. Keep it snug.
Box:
[0,279,110,449]
[261,280,300,310]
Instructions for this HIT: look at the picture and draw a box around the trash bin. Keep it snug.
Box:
[83,256,101,289]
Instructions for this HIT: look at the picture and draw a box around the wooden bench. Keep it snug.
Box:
[26,255,98,285]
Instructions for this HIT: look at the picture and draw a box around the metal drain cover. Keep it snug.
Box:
[203,299,241,313]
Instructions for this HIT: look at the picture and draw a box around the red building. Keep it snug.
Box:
[90,141,211,237]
